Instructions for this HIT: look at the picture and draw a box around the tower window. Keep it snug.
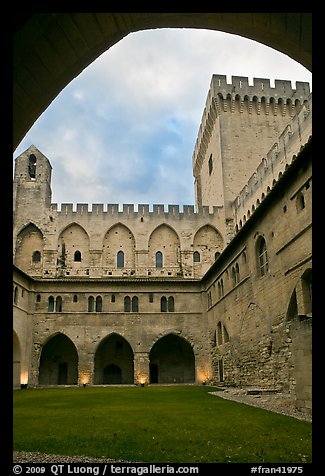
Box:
[14,286,18,304]
[28,154,37,179]
[296,192,305,211]
[208,154,213,175]
[257,237,269,276]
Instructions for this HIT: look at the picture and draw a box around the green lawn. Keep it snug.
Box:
[13,385,312,463]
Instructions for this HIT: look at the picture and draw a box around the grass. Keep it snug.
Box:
[13,385,312,463]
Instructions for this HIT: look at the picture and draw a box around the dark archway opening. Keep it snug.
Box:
[94,334,134,384]
[149,334,195,384]
[39,333,78,385]
[103,364,122,384]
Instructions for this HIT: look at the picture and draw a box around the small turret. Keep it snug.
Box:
[13,145,53,212]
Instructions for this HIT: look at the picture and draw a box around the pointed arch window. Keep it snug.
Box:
[161,296,167,312]
[257,237,269,276]
[96,296,102,312]
[296,192,305,211]
[14,286,18,304]
[161,296,174,312]
[88,296,94,312]
[156,251,163,268]
[132,296,138,312]
[168,296,175,312]
[117,250,124,268]
[48,296,54,312]
[124,296,131,312]
[55,296,62,312]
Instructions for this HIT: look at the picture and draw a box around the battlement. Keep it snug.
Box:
[192,75,311,174]
[210,74,310,100]
[232,93,312,229]
[52,203,223,219]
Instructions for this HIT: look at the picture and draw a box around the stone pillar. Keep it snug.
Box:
[78,353,94,386]
[134,352,150,385]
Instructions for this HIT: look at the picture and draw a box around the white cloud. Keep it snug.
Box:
[13,28,312,207]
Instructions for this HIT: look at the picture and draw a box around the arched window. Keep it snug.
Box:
[96,296,102,312]
[36,294,41,302]
[28,154,37,179]
[235,263,240,283]
[156,251,163,268]
[132,296,138,312]
[208,154,213,175]
[48,296,54,312]
[161,296,167,312]
[88,296,94,312]
[301,269,312,315]
[32,250,41,262]
[117,250,124,268]
[231,267,237,287]
[55,296,62,312]
[218,280,224,299]
[74,250,82,262]
[193,251,200,263]
[73,294,78,302]
[215,252,220,261]
[124,296,131,312]
[14,286,18,304]
[257,237,269,276]
[111,294,116,303]
[168,296,175,312]
[217,322,223,345]
[296,192,305,211]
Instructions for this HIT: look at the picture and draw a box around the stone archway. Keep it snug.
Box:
[13,13,311,150]
[38,333,78,385]
[94,334,134,384]
[149,333,195,383]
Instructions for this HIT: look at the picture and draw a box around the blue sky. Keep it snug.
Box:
[13,28,312,208]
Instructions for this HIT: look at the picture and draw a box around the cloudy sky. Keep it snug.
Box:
[13,28,312,208]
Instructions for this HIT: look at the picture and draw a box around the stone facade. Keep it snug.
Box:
[13,75,312,415]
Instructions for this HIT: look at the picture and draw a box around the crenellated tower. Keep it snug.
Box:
[192,75,311,217]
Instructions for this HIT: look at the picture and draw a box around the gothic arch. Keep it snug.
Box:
[148,224,180,270]
[57,223,90,271]
[94,333,134,384]
[239,302,271,346]
[14,14,311,150]
[38,332,79,385]
[193,224,223,273]
[102,223,136,270]
[149,332,195,384]
[15,222,44,273]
